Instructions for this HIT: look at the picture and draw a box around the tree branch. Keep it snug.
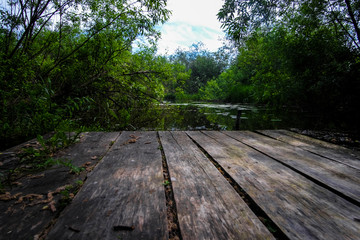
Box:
[344,0,360,47]
[43,10,134,76]
[121,70,162,76]
[333,12,360,49]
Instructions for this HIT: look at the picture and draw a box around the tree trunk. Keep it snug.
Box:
[344,0,360,47]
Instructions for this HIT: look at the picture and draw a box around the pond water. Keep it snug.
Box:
[128,102,356,132]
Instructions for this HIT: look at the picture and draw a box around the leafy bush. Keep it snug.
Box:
[227,84,254,103]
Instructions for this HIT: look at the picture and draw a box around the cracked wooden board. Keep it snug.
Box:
[224,130,360,204]
[159,131,274,240]
[187,131,360,240]
[0,132,120,240]
[258,129,360,170]
[46,131,168,240]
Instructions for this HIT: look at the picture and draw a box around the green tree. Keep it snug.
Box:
[216,0,360,113]
[218,0,360,49]
[169,42,229,96]
[0,0,171,149]
[162,62,191,101]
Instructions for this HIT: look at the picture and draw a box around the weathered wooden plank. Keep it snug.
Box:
[0,132,120,240]
[56,132,121,167]
[259,129,360,169]
[46,131,168,240]
[270,129,360,156]
[224,130,360,203]
[159,131,274,240]
[187,131,360,240]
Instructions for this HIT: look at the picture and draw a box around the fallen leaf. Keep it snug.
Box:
[55,185,72,193]
[11,192,19,196]
[82,161,92,167]
[49,200,56,212]
[129,134,140,140]
[86,166,95,172]
[47,192,54,202]
[15,193,43,204]
[11,181,22,186]
[6,206,12,214]
[15,196,23,204]
[91,156,97,160]
[0,192,12,201]
[28,174,45,179]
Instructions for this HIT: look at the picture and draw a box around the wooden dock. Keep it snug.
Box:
[1,130,360,239]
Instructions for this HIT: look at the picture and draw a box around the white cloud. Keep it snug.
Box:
[156,0,226,55]
[167,0,223,29]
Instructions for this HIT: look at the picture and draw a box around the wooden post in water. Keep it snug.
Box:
[235,109,242,130]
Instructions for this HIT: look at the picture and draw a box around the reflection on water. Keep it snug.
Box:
[126,102,356,131]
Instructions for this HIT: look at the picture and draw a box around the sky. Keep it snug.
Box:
[156,0,226,55]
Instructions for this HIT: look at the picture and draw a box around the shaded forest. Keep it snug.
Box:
[1,0,360,150]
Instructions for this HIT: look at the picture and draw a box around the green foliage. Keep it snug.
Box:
[59,180,84,208]
[0,0,173,149]
[199,74,254,103]
[163,63,191,101]
[163,180,171,186]
[198,55,255,103]
[218,0,360,49]
[174,92,201,102]
[216,0,360,113]
[17,131,82,171]
[199,79,224,101]
[168,42,230,97]
[227,84,254,103]
[0,130,84,191]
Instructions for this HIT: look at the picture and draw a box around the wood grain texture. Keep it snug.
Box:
[223,131,360,203]
[159,131,274,240]
[46,131,168,240]
[187,131,360,240]
[56,132,121,167]
[258,129,360,170]
[0,132,120,240]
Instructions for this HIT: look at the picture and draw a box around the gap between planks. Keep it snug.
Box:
[157,132,183,240]
[45,132,168,240]
[159,131,275,240]
[189,130,360,240]
[223,130,360,207]
[185,132,289,240]
[41,130,360,240]
[256,129,360,170]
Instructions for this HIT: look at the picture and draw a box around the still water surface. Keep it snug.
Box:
[129,102,351,131]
